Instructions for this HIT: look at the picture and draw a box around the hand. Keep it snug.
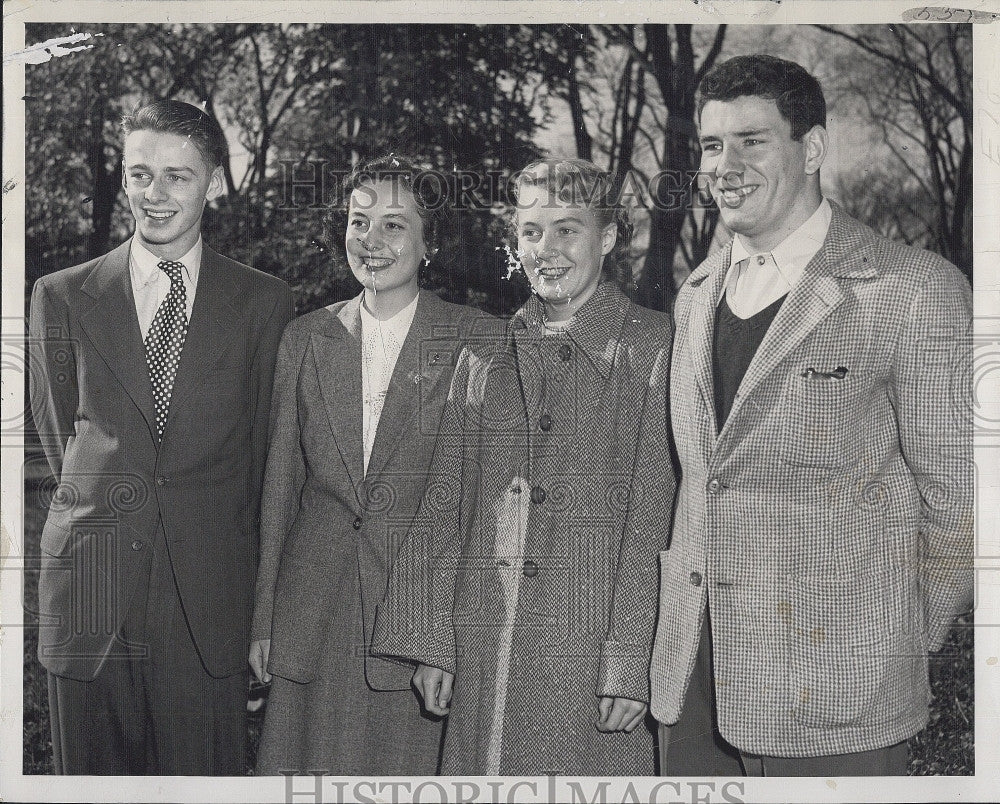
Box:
[596,696,647,733]
[412,663,454,716]
[249,638,272,684]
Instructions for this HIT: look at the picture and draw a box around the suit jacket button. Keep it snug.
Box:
[707,478,721,494]
[156,476,167,486]
[352,517,363,530]
[131,540,144,551]
[523,559,539,578]
[558,344,572,362]
[538,414,553,431]
[530,486,546,504]
[689,571,702,586]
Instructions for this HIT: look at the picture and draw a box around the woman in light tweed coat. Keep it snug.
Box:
[374,158,676,775]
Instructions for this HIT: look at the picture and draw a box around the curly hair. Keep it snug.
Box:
[322,154,454,277]
[506,158,634,288]
[696,54,826,141]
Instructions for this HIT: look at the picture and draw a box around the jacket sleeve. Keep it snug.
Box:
[890,260,974,652]
[371,337,489,675]
[250,320,307,643]
[28,278,78,480]
[249,283,296,523]
[597,327,676,702]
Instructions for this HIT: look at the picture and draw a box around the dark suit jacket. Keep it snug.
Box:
[29,239,295,681]
[251,289,491,691]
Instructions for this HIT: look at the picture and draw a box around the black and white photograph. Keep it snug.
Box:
[2,1,998,802]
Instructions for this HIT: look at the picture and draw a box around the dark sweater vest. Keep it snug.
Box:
[712,291,786,430]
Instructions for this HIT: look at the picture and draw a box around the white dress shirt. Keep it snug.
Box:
[129,237,202,339]
[360,294,419,475]
[723,198,832,319]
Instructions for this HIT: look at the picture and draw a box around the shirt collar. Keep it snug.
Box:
[359,291,419,342]
[129,237,203,289]
[729,197,832,281]
[512,281,630,381]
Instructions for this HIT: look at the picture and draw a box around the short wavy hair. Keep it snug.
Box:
[507,158,634,288]
[696,54,826,141]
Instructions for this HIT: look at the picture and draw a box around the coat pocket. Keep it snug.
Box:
[780,370,866,468]
[785,574,894,729]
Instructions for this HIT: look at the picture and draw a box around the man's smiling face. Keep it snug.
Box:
[122,129,223,260]
[698,95,816,249]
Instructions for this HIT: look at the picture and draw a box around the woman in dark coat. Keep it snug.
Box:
[374,158,676,775]
[250,155,485,775]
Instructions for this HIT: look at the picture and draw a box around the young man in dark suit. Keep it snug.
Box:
[29,99,295,775]
[651,55,972,776]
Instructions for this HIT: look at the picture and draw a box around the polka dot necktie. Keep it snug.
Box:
[144,260,189,441]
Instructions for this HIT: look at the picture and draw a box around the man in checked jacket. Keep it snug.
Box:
[651,55,973,776]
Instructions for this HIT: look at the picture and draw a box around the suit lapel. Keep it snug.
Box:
[311,295,365,497]
[365,290,453,479]
[78,240,158,443]
[717,204,879,440]
[166,246,245,424]
[685,243,731,439]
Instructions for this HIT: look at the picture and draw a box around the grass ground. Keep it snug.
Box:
[20,452,974,775]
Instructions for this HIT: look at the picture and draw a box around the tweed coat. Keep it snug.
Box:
[251,289,489,772]
[29,240,293,682]
[374,282,675,775]
[650,203,973,757]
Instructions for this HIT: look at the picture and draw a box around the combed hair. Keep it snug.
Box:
[696,54,826,140]
[121,99,228,169]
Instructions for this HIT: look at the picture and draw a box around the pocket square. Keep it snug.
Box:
[801,366,848,379]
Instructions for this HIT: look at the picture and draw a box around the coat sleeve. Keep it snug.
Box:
[250,319,307,643]
[597,328,676,702]
[28,277,78,480]
[890,260,974,652]
[371,338,489,675]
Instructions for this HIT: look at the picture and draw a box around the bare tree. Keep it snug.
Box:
[815,24,971,278]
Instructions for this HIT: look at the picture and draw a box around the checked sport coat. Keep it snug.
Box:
[650,203,973,757]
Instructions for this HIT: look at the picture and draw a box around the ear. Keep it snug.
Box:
[205,165,225,203]
[802,125,828,176]
[600,222,618,257]
[121,161,128,192]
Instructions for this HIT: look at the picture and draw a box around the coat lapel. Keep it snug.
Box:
[717,204,880,440]
[684,243,731,439]
[309,294,366,498]
[166,246,246,428]
[78,240,158,443]
[365,290,454,479]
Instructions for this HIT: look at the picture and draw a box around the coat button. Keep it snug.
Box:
[530,486,546,504]
[131,540,144,551]
[689,571,702,586]
[352,517,362,530]
[707,478,721,494]
[523,559,539,578]
[155,476,167,486]
[538,414,553,431]
[558,344,572,362]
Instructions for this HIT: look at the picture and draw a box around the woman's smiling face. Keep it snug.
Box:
[345,179,426,296]
[515,183,616,322]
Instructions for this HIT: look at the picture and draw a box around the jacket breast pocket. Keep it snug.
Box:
[780,369,866,468]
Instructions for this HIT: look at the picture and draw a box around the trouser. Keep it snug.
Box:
[658,609,909,777]
[46,523,247,775]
